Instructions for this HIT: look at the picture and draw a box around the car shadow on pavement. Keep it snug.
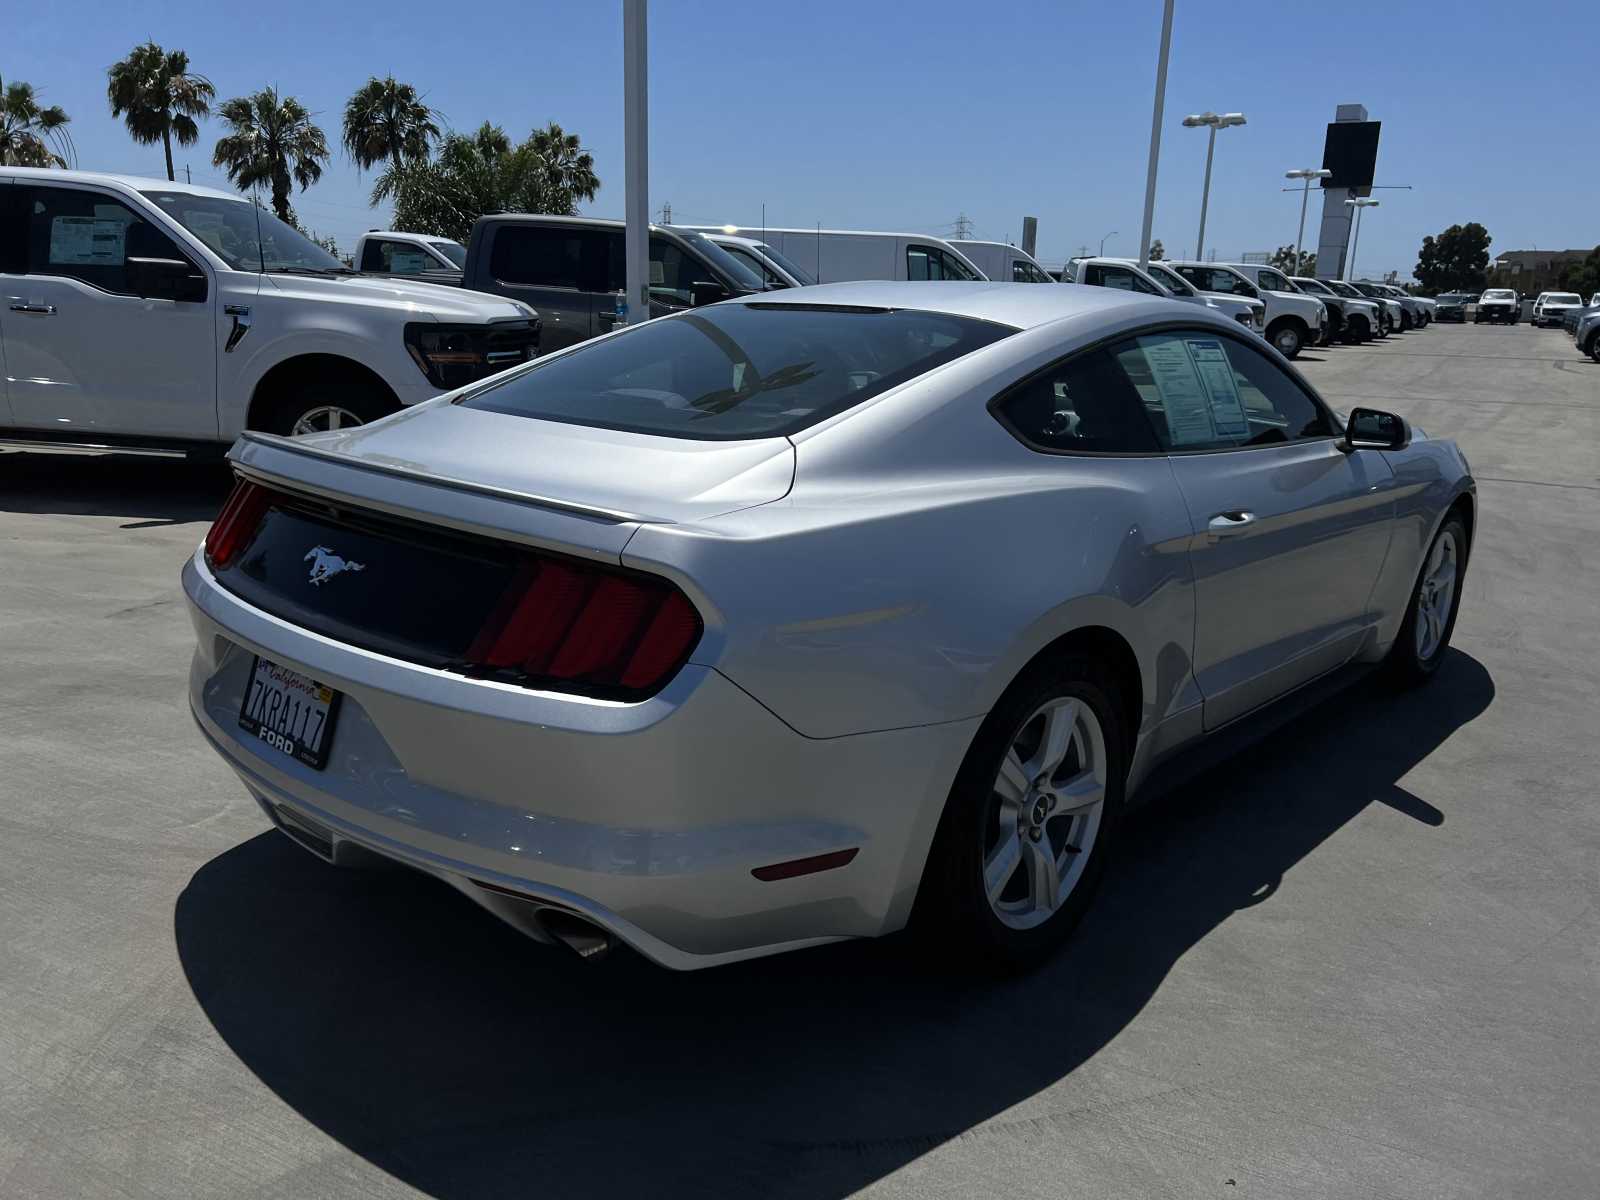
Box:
[175,650,1492,1200]
[0,453,231,525]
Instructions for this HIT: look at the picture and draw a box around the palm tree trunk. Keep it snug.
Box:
[163,128,174,182]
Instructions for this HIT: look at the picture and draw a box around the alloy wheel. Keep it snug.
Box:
[982,697,1107,930]
[290,405,366,436]
[1415,528,1459,661]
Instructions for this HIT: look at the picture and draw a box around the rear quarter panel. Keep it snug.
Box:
[622,320,1204,746]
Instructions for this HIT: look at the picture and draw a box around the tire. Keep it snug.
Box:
[258,380,395,437]
[1385,516,1468,687]
[916,656,1129,971]
[1399,310,1413,332]
[1586,332,1600,363]
[1267,320,1304,359]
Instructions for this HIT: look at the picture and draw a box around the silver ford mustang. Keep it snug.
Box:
[184,281,1475,970]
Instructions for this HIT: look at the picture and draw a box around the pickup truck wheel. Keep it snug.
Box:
[1267,320,1304,358]
[261,383,395,438]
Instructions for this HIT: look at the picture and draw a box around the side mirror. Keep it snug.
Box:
[129,256,207,303]
[690,280,730,307]
[1342,406,1410,452]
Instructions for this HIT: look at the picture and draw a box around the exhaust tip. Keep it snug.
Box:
[537,909,615,961]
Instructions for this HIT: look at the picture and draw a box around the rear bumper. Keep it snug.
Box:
[182,553,977,969]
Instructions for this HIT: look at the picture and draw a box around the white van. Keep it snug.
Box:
[948,239,1054,283]
[685,226,987,283]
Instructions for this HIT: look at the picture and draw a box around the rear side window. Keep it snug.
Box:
[460,303,1015,440]
[21,185,187,296]
[1084,263,1162,295]
[992,348,1161,454]
[1108,330,1334,451]
[491,225,586,289]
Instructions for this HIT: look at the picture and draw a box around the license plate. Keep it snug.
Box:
[238,657,341,770]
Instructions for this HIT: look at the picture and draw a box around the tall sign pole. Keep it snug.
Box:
[623,0,649,324]
[1137,0,1174,271]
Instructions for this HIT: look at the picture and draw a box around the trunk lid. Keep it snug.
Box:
[276,401,795,527]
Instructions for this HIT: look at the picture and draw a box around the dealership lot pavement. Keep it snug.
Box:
[2,324,1596,1199]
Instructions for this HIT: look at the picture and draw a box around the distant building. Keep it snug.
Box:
[1488,248,1591,294]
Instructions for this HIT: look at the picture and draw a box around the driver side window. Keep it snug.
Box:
[22,186,185,296]
[1107,330,1334,451]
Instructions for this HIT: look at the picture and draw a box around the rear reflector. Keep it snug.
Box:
[751,848,860,882]
[204,479,273,568]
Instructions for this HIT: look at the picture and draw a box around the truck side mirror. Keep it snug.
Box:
[690,280,730,307]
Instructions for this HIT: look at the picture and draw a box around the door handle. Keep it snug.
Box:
[1206,511,1256,539]
[9,302,56,315]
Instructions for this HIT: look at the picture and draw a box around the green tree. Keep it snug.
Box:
[1149,239,1165,261]
[1557,246,1600,299]
[212,87,330,224]
[1268,245,1316,276]
[342,76,439,176]
[1414,223,1491,293]
[0,75,73,167]
[373,121,600,242]
[106,42,215,182]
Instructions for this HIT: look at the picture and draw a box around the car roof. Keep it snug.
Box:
[364,230,462,245]
[0,165,240,202]
[720,279,1216,332]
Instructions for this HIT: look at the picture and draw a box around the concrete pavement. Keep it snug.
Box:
[1,323,1596,1198]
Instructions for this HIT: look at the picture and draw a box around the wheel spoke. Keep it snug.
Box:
[985,835,1022,904]
[1025,840,1062,912]
[328,409,343,431]
[1052,768,1105,816]
[1033,700,1078,777]
[995,749,1029,811]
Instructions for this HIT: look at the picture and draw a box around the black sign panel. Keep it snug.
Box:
[1321,121,1382,192]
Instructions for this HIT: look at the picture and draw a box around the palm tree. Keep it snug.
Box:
[106,42,215,182]
[526,122,599,214]
[0,75,74,167]
[212,87,330,224]
[342,76,438,176]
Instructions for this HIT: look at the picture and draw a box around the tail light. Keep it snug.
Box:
[204,478,273,568]
[467,556,702,698]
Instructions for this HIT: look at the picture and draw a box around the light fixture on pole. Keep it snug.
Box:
[1137,0,1175,271]
[1182,111,1246,263]
[1100,230,1119,255]
[1344,197,1379,281]
[1284,168,1331,274]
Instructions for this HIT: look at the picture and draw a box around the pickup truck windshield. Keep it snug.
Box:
[143,191,347,273]
[459,302,1015,440]
[1484,290,1516,300]
[1545,293,1580,304]
[431,241,467,268]
[754,243,816,286]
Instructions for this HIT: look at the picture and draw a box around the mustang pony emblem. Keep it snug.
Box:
[304,546,366,586]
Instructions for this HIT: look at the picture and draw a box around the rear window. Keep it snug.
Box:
[459,303,1015,440]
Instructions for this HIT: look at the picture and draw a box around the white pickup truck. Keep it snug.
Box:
[0,170,537,453]
[1170,261,1326,359]
[354,229,466,286]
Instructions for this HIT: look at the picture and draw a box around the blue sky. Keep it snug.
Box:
[14,0,1596,278]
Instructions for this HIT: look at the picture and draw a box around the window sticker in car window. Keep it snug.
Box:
[49,216,126,266]
[389,247,431,273]
[1135,338,1215,445]
[1185,338,1249,441]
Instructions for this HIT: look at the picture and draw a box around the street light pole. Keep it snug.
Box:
[1344,197,1379,281]
[1137,0,1174,272]
[1100,230,1118,255]
[1183,112,1246,264]
[1285,168,1331,274]
[622,0,649,325]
